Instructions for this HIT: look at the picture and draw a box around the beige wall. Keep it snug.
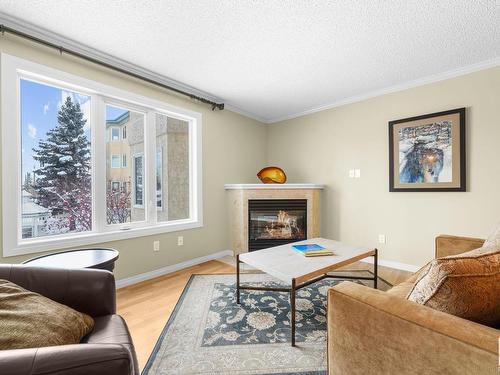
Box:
[267,66,500,267]
[0,35,267,280]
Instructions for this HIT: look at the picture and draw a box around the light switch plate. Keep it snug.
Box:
[349,169,355,178]
[355,169,361,178]
[378,234,386,244]
[153,240,160,252]
[177,236,184,246]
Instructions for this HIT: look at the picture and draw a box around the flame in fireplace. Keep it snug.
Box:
[260,210,304,239]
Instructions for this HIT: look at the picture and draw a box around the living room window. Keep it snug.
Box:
[1,54,203,256]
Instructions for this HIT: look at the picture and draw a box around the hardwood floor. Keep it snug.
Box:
[116,260,234,370]
[116,259,412,371]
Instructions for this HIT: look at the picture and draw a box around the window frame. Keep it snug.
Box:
[111,154,122,169]
[1,53,203,257]
[111,127,120,141]
[111,181,121,191]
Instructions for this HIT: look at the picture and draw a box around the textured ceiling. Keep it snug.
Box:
[0,1,499,122]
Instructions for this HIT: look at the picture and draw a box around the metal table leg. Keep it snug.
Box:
[291,278,296,347]
[236,254,240,304]
[373,248,378,289]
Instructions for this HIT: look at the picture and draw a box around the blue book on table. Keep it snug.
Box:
[292,244,325,252]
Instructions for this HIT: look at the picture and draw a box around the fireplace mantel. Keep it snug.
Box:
[224,183,324,190]
[225,183,323,254]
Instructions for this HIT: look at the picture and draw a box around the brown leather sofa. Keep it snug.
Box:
[327,235,500,375]
[0,264,139,375]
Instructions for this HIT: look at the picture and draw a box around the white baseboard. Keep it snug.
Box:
[360,257,420,273]
[116,250,234,289]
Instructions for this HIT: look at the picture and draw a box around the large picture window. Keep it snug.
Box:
[2,54,203,256]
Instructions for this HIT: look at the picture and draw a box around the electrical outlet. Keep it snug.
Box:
[378,234,386,244]
[177,236,184,246]
[354,169,361,178]
[349,169,355,178]
[153,240,160,252]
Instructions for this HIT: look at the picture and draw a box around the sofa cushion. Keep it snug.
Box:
[386,280,414,298]
[484,223,500,249]
[83,314,139,375]
[406,245,500,326]
[0,279,94,350]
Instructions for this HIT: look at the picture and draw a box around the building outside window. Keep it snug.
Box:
[156,147,163,209]
[111,127,120,141]
[133,154,144,207]
[111,155,121,168]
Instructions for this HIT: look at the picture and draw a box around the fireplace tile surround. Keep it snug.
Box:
[225,184,324,254]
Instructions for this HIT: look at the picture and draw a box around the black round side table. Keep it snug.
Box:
[22,248,119,272]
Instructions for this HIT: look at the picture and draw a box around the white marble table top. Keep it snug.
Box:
[238,238,375,285]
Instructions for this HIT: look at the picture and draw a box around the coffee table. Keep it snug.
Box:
[236,238,377,346]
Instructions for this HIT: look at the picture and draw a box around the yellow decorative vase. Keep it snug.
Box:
[257,166,287,184]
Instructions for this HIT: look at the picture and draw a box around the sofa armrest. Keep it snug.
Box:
[0,344,134,375]
[435,234,485,258]
[0,265,116,316]
[328,282,499,375]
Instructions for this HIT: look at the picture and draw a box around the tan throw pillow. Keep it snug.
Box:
[406,245,500,326]
[0,279,94,350]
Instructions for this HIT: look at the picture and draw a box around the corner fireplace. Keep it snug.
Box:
[248,199,307,251]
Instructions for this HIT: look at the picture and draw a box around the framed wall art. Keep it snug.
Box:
[389,108,466,192]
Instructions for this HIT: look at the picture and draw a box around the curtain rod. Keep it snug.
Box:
[0,24,225,111]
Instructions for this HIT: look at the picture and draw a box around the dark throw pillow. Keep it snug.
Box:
[0,279,94,349]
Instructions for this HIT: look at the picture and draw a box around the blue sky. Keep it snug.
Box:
[106,105,128,120]
[21,79,91,181]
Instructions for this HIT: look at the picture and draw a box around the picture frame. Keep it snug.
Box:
[389,108,466,192]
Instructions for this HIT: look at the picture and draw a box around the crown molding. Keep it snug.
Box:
[267,56,500,124]
[223,103,268,123]
[0,12,225,105]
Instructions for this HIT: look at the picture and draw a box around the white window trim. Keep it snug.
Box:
[111,154,122,169]
[1,53,203,257]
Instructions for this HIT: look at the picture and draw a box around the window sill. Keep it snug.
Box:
[4,219,203,257]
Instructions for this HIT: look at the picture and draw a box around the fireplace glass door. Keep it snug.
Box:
[248,199,307,251]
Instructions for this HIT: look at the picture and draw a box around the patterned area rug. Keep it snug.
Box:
[143,271,391,375]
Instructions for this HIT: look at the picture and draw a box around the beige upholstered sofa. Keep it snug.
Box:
[327,235,500,375]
